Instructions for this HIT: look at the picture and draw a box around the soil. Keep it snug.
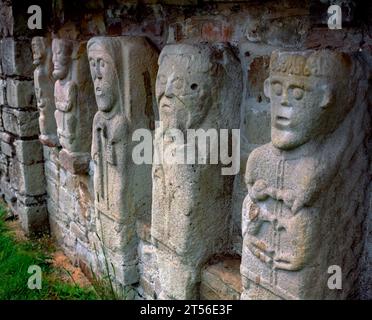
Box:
[5,216,91,288]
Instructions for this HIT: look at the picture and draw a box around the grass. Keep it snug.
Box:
[0,204,98,300]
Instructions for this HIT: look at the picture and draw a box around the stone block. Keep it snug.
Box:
[1,38,33,77]
[0,152,8,173]
[59,167,78,190]
[18,203,49,236]
[43,145,60,164]
[59,186,76,218]
[14,139,43,165]
[6,79,35,109]
[9,160,46,196]
[70,221,88,243]
[49,216,68,246]
[0,139,14,157]
[59,149,90,175]
[45,176,59,204]
[140,277,156,300]
[2,107,39,137]
[44,159,59,183]
[17,193,45,206]
[136,220,151,243]
[200,257,242,300]
[0,79,6,105]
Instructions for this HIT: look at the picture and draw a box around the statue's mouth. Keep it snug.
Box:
[275,115,290,127]
[161,104,172,112]
[95,87,103,95]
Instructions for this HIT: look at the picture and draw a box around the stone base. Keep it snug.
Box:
[59,149,90,175]
[39,134,60,148]
[200,257,242,300]
[18,203,49,237]
[240,278,282,300]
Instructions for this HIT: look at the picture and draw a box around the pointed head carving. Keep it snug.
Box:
[31,37,47,66]
[87,38,120,115]
[52,39,73,80]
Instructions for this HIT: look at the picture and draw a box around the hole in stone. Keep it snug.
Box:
[245,51,250,57]
[191,83,198,90]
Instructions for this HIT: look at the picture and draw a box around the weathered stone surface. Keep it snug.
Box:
[241,50,371,300]
[18,204,49,236]
[1,38,33,77]
[14,139,43,165]
[9,160,46,196]
[88,36,158,285]
[151,43,242,299]
[0,1,13,37]
[0,79,7,105]
[0,0,370,301]
[44,159,59,183]
[2,107,39,137]
[200,257,242,300]
[32,37,59,147]
[59,149,90,175]
[43,145,60,164]
[6,79,35,109]
[53,38,96,174]
[0,131,14,157]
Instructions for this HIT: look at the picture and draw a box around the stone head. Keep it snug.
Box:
[31,37,46,66]
[87,38,120,114]
[156,43,222,131]
[264,50,353,150]
[52,39,73,80]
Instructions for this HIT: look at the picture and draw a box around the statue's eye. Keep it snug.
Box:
[173,77,183,90]
[89,59,95,67]
[273,83,282,96]
[100,60,105,68]
[292,88,304,100]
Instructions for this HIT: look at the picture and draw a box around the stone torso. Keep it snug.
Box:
[92,112,127,220]
[54,80,77,150]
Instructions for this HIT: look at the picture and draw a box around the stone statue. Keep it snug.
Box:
[241,50,370,299]
[88,36,158,285]
[151,43,242,299]
[32,37,59,147]
[52,38,96,174]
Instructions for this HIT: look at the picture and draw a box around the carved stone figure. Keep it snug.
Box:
[151,43,242,299]
[0,1,13,37]
[241,50,370,299]
[88,36,158,285]
[52,38,96,174]
[32,37,59,147]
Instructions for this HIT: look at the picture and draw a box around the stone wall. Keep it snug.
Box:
[0,0,371,299]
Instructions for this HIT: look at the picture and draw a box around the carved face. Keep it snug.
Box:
[265,74,330,150]
[31,38,45,66]
[156,53,214,131]
[88,44,118,113]
[52,40,72,80]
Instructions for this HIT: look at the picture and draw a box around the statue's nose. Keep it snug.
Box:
[280,90,289,106]
[95,63,102,79]
[164,74,175,98]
